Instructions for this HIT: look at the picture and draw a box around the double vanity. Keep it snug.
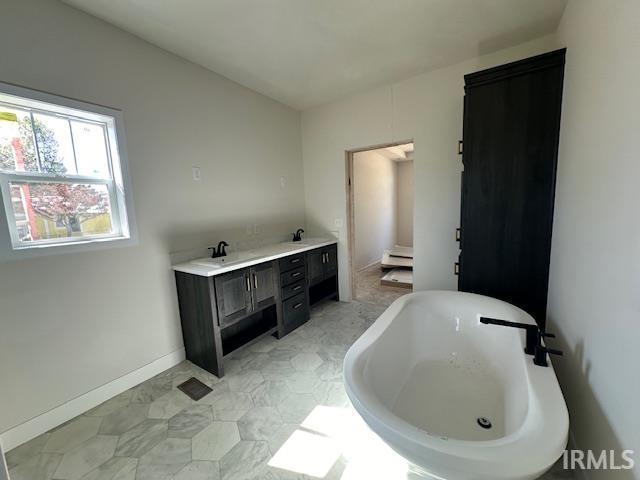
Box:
[172,238,338,377]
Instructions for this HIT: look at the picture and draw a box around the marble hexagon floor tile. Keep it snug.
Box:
[42,417,103,454]
[192,421,240,461]
[113,418,168,458]
[84,391,132,418]
[7,453,62,480]
[167,404,214,438]
[135,438,191,480]
[237,407,283,441]
[98,404,149,435]
[219,441,276,480]
[173,461,221,480]
[290,353,323,372]
[226,370,265,393]
[250,380,291,407]
[78,456,137,480]
[147,390,193,419]
[5,432,50,469]
[53,435,118,480]
[6,295,577,480]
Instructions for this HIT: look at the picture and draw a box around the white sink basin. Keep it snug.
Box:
[190,252,259,268]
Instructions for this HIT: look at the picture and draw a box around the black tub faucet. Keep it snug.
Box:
[479,317,563,367]
[208,241,229,258]
[292,229,304,242]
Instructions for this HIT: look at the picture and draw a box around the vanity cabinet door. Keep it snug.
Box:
[307,249,325,287]
[214,269,252,327]
[250,262,276,311]
[323,245,338,278]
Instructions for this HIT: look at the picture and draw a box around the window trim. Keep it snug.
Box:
[0,82,137,260]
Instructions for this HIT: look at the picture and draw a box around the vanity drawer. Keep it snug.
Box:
[279,253,305,273]
[280,266,305,286]
[281,279,305,300]
[282,292,309,333]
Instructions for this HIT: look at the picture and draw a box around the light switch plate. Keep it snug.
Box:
[192,166,201,181]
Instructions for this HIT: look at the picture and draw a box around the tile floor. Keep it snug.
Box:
[7,297,575,480]
[354,263,409,305]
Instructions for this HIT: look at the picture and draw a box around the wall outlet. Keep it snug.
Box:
[334,218,344,228]
[192,166,201,181]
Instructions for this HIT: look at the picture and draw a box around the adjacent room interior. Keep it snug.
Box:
[349,142,414,304]
[1,1,638,480]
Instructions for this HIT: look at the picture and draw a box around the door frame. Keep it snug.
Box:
[344,139,414,300]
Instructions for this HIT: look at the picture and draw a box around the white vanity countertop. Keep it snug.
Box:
[172,237,338,277]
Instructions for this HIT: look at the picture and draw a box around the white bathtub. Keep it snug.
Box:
[343,291,568,480]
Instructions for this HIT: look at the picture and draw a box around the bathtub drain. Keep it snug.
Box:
[477,417,492,429]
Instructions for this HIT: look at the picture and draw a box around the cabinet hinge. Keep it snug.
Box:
[458,141,463,155]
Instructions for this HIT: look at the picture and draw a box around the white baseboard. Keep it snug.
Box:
[357,260,381,272]
[0,348,185,452]
[0,440,9,480]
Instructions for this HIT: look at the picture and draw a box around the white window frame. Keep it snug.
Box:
[0,82,137,260]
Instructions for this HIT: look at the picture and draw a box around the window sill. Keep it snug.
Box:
[0,233,138,262]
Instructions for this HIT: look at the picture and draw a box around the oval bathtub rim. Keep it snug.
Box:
[343,290,569,467]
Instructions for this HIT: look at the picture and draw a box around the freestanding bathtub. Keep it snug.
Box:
[343,291,568,480]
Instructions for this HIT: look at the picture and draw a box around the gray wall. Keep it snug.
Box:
[0,0,304,435]
[548,0,640,477]
[396,161,414,247]
[302,35,559,300]
[353,150,397,270]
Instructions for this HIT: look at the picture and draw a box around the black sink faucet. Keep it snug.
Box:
[292,229,304,242]
[479,317,563,367]
[208,241,229,258]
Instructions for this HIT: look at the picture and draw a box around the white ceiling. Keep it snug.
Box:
[376,143,414,162]
[62,0,567,110]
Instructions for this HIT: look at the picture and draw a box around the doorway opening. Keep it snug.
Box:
[345,141,414,304]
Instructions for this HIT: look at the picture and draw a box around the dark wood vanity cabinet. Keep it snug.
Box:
[250,263,277,311]
[175,243,338,377]
[308,244,338,287]
[214,263,277,327]
[458,49,566,326]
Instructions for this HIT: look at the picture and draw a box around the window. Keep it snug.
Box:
[0,83,134,254]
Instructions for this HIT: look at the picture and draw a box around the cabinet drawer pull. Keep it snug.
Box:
[292,272,302,278]
[293,303,303,310]
[293,285,302,291]
[290,258,301,264]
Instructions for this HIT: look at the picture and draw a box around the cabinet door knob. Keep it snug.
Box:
[245,275,251,291]
[253,274,258,289]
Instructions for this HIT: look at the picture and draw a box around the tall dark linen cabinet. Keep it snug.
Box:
[458,49,566,327]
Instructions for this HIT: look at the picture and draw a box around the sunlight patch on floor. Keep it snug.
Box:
[268,429,341,477]
[270,404,423,479]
